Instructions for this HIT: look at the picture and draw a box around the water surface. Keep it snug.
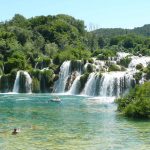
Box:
[0,94,149,150]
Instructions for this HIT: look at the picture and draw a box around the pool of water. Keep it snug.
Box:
[0,94,149,150]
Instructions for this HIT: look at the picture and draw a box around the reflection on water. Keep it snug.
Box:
[0,94,149,150]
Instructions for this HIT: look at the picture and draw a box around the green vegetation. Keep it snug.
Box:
[118,56,132,68]
[79,73,89,92]
[0,13,150,75]
[92,49,116,60]
[108,64,121,72]
[136,64,143,70]
[134,72,143,84]
[145,64,150,80]
[86,64,94,73]
[115,82,150,119]
[29,69,54,92]
[91,29,150,56]
[0,14,90,75]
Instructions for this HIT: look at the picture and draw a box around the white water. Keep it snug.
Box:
[54,61,71,93]
[129,56,150,68]
[116,52,131,61]
[82,73,98,96]
[99,72,133,97]
[52,52,150,102]
[13,71,32,93]
[2,52,150,102]
[68,74,81,94]
[13,71,20,93]
[23,71,32,93]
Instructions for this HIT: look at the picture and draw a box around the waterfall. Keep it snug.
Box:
[129,56,150,69]
[13,71,20,93]
[13,71,32,93]
[99,72,133,97]
[67,74,81,95]
[54,61,71,93]
[52,53,150,97]
[82,73,98,96]
[116,52,130,61]
[23,71,32,93]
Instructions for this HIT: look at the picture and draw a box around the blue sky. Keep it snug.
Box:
[0,0,150,29]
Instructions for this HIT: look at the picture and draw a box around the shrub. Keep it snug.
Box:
[70,60,84,72]
[86,64,93,73]
[93,49,116,60]
[136,63,143,70]
[32,78,40,93]
[53,47,91,65]
[0,74,12,92]
[134,72,142,84]
[115,82,150,119]
[4,58,26,74]
[79,73,89,92]
[88,58,94,63]
[108,64,121,72]
[119,56,131,68]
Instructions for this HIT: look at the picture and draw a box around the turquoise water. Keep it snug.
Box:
[0,94,149,150]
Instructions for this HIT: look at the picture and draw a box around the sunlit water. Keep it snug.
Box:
[0,94,149,150]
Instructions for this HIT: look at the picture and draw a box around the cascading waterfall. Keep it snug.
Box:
[82,73,98,96]
[23,71,32,93]
[13,71,20,93]
[54,61,71,93]
[2,52,150,96]
[67,74,81,95]
[99,72,134,97]
[129,56,150,69]
[116,52,130,61]
[52,53,138,97]
[13,71,32,93]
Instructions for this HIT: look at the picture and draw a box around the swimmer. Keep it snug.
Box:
[12,128,20,135]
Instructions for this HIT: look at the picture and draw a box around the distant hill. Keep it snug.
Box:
[133,24,150,36]
[92,24,150,37]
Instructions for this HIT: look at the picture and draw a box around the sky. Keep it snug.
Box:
[0,0,150,29]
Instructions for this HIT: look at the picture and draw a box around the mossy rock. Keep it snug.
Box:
[0,74,11,92]
[118,56,131,68]
[108,64,121,72]
[136,63,143,70]
[86,64,93,73]
[70,60,84,72]
[134,72,142,84]
[32,78,40,93]
[88,58,94,63]
[79,73,89,92]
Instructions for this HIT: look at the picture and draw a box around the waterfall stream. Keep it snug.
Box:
[13,71,32,93]
[13,71,21,93]
[67,74,81,95]
[82,73,98,96]
[54,61,71,93]
[1,52,150,97]
[99,72,133,97]
[52,52,150,98]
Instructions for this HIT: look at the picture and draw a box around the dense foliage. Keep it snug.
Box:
[115,82,150,119]
[0,14,90,74]
[91,26,150,56]
[0,14,150,76]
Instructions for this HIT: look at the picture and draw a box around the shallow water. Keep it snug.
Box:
[0,94,149,150]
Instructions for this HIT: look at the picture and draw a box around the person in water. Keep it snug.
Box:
[12,128,20,135]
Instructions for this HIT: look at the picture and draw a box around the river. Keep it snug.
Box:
[0,94,149,150]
